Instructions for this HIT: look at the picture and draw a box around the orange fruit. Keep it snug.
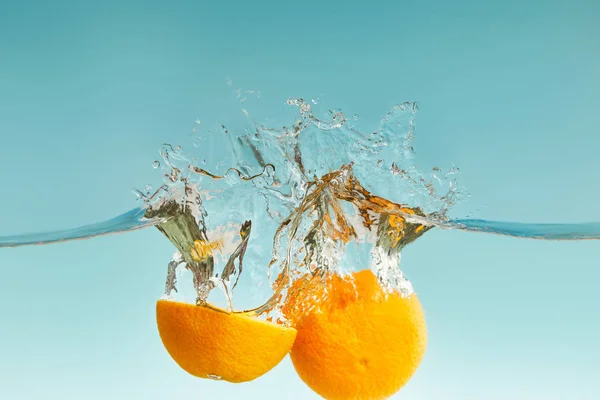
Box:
[284,269,427,400]
[156,299,297,383]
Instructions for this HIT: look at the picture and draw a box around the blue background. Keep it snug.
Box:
[1,1,599,399]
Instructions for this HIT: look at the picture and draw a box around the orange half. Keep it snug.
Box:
[156,300,297,383]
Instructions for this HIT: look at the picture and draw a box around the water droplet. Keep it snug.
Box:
[353,114,359,120]
[207,374,222,381]
[300,102,311,113]
[152,161,160,169]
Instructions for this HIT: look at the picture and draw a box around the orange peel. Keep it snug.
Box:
[285,269,427,399]
[156,299,297,383]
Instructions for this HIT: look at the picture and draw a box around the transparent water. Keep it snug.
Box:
[2,208,598,249]
[1,97,598,317]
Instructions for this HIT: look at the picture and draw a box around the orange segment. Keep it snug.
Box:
[156,300,297,383]
[285,270,427,400]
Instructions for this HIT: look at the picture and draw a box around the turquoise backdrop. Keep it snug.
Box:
[0,1,598,399]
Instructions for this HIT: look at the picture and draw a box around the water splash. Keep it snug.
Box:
[0,208,155,248]
[1,94,599,318]
[122,98,465,313]
[3,209,598,249]
[447,219,600,240]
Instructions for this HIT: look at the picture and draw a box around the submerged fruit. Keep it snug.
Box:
[156,300,297,383]
[285,269,427,400]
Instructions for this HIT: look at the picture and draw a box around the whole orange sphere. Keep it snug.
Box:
[284,269,427,400]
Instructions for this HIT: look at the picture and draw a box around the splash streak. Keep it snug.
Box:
[0,208,155,248]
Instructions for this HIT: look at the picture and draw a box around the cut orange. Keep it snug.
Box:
[156,300,297,383]
[284,269,427,400]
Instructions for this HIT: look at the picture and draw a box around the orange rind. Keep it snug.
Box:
[156,299,297,383]
[285,270,427,399]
